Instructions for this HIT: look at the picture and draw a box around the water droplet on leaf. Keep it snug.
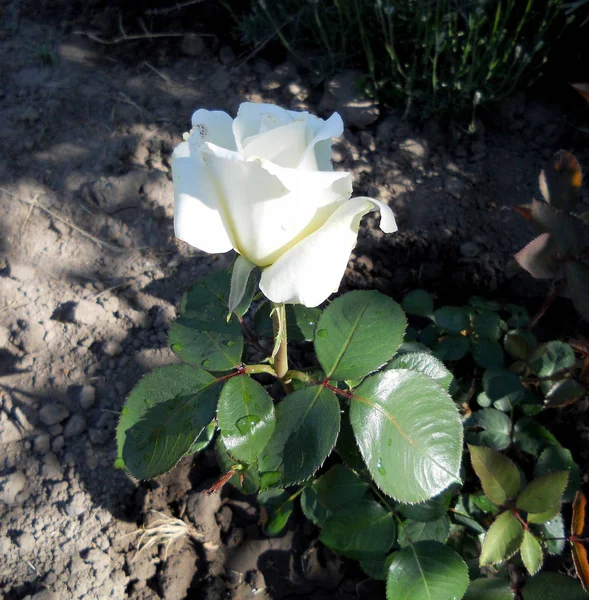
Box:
[316,329,329,339]
[171,344,183,353]
[376,459,386,476]
[236,415,262,434]
[201,359,212,368]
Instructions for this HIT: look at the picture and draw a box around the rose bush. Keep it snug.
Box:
[172,102,397,307]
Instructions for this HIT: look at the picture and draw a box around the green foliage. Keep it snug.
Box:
[386,542,469,600]
[351,369,463,503]
[118,268,588,599]
[235,0,564,123]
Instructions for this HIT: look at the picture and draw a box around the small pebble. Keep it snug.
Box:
[64,414,87,438]
[79,385,96,410]
[39,403,70,426]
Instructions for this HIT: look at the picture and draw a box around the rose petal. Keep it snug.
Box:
[171,141,234,253]
[259,196,396,306]
[298,112,344,171]
[354,196,398,233]
[189,109,237,151]
[233,103,294,151]
[242,120,308,168]
[203,143,351,266]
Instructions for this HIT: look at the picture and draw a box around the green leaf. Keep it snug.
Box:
[516,471,568,522]
[361,554,394,581]
[419,323,440,348]
[217,375,275,464]
[535,513,565,555]
[315,290,406,380]
[513,418,559,456]
[434,306,469,334]
[463,578,515,600]
[397,489,453,522]
[469,296,502,312]
[387,352,453,390]
[398,516,450,547]
[505,304,531,328]
[351,369,463,503]
[521,530,543,575]
[320,497,396,560]
[228,255,257,315]
[481,368,526,411]
[335,410,365,473]
[187,421,216,455]
[258,489,293,536]
[473,312,501,340]
[480,510,524,566]
[472,337,505,368]
[386,542,469,600]
[215,437,260,494]
[545,379,587,408]
[536,446,580,503]
[565,261,589,322]
[452,495,487,534]
[504,330,537,361]
[530,341,576,393]
[522,572,587,599]
[469,445,521,506]
[464,408,512,450]
[402,289,434,317]
[170,274,244,372]
[289,305,322,341]
[117,365,219,479]
[258,386,340,486]
[300,464,367,526]
[180,270,230,314]
[434,334,470,361]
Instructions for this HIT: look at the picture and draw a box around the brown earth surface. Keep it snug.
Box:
[1,2,589,599]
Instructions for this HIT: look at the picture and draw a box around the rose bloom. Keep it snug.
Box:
[172,102,397,307]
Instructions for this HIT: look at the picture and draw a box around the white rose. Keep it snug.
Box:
[172,102,397,307]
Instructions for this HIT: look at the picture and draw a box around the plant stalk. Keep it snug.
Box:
[271,303,289,381]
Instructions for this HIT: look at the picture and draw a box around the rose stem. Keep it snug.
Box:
[271,303,289,382]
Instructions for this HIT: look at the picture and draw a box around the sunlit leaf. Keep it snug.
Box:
[479,510,524,566]
[217,374,275,464]
[469,445,521,506]
[315,291,406,380]
[464,409,512,450]
[521,530,543,575]
[386,351,453,390]
[536,446,580,503]
[516,471,568,523]
[352,369,463,503]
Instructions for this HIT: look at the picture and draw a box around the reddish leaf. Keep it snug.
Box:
[572,542,589,592]
[572,83,589,104]
[514,205,533,221]
[569,338,589,357]
[539,150,582,211]
[531,200,586,255]
[514,233,559,279]
[572,491,586,538]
